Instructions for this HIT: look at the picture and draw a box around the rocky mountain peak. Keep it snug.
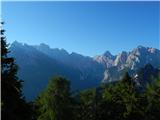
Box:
[132,45,148,55]
[9,41,160,100]
[114,51,128,67]
[11,40,23,47]
[103,51,114,59]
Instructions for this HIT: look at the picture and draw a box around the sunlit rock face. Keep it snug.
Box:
[94,45,160,83]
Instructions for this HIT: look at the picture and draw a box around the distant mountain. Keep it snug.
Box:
[94,45,160,83]
[9,41,160,100]
[9,41,104,100]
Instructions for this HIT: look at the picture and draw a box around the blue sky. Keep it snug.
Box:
[2,1,160,56]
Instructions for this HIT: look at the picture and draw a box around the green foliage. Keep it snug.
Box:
[145,76,160,120]
[34,72,160,120]
[102,73,147,120]
[35,77,73,120]
[76,88,98,120]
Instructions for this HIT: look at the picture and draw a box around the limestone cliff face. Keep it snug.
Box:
[94,45,160,83]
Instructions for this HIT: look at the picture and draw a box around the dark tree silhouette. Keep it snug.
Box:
[1,22,32,120]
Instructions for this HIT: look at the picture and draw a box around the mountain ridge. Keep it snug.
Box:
[9,41,160,100]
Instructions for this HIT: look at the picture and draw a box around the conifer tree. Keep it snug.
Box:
[36,76,73,120]
[1,22,32,120]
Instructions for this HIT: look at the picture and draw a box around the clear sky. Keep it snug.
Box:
[2,1,160,56]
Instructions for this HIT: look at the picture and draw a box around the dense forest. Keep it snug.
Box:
[1,22,160,120]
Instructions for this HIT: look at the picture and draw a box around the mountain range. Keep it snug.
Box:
[9,41,160,100]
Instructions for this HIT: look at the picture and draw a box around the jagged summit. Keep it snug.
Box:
[9,41,160,100]
[103,51,113,57]
[92,45,160,83]
[11,40,23,46]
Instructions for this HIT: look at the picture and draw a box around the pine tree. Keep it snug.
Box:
[102,73,145,120]
[1,22,32,120]
[36,76,73,120]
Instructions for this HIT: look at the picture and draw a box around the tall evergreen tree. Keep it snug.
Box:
[1,22,32,120]
[120,73,141,120]
[36,76,73,120]
[103,72,145,120]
